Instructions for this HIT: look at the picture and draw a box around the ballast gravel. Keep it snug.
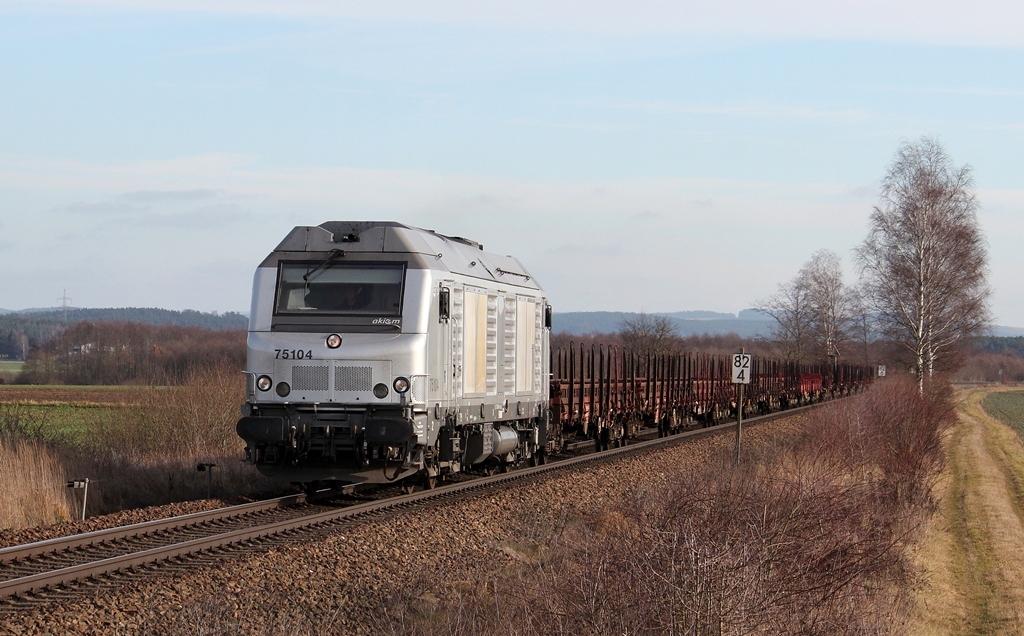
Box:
[1,416,806,635]
[0,500,233,550]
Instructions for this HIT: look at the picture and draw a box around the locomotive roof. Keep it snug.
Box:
[271,221,542,291]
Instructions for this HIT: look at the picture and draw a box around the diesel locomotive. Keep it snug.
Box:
[236,221,552,489]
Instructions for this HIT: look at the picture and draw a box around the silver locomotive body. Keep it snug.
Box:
[236,221,551,487]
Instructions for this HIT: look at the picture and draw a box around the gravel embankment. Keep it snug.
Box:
[1,416,806,635]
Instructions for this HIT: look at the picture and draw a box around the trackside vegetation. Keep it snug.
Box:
[0,365,278,530]
[360,378,954,635]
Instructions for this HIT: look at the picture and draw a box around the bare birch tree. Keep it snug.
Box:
[803,250,858,362]
[758,250,856,363]
[855,136,990,391]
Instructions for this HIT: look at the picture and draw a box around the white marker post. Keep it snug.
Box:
[731,349,751,464]
[67,478,90,521]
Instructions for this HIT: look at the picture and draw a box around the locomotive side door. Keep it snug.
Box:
[440,280,458,409]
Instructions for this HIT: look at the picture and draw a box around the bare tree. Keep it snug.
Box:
[803,250,858,362]
[855,136,990,391]
[756,274,814,363]
[849,288,877,367]
[618,312,678,356]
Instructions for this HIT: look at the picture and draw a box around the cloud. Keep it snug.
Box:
[120,189,221,203]
[126,204,252,228]
[15,0,1024,46]
[575,98,870,122]
[630,211,661,221]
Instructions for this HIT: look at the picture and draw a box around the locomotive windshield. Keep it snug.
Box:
[275,261,405,316]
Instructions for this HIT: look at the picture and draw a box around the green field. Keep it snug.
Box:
[982,390,1024,440]
[0,360,23,381]
[0,402,117,445]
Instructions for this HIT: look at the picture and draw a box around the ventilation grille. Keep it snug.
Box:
[292,365,329,391]
[335,366,372,392]
[245,373,256,399]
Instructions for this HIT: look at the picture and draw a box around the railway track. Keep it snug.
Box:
[0,402,822,612]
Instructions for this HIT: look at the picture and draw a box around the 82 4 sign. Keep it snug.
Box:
[731,353,751,384]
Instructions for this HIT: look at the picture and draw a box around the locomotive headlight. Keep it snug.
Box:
[256,375,273,392]
[326,334,342,349]
[393,377,410,394]
[373,383,389,399]
[276,382,291,397]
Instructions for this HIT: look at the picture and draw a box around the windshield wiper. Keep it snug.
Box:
[303,249,344,282]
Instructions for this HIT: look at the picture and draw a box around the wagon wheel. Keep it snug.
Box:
[401,481,416,495]
[423,474,437,490]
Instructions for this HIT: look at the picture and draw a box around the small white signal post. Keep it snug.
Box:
[732,349,751,464]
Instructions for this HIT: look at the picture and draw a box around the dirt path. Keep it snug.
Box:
[908,387,1024,635]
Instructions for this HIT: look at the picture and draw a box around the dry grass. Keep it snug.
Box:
[0,436,74,528]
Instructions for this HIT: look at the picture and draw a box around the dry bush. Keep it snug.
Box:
[101,364,244,459]
[370,379,949,636]
[0,435,74,528]
[802,376,955,507]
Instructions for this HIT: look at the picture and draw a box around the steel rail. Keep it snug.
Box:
[0,493,308,564]
[0,401,825,602]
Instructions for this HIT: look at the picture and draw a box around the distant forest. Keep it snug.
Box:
[19,321,246,385]
[0,308,246,361]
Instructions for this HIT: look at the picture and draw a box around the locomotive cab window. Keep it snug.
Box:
[275,261,406,316]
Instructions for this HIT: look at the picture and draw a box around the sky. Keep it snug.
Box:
[2,1,1023,325]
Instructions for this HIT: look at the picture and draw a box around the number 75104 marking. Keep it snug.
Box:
[275,349,313,360]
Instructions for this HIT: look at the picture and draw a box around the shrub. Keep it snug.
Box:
[0,435,74,529]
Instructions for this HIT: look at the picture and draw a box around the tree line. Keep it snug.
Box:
[0,308,247,361]
[18,321,246,385]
